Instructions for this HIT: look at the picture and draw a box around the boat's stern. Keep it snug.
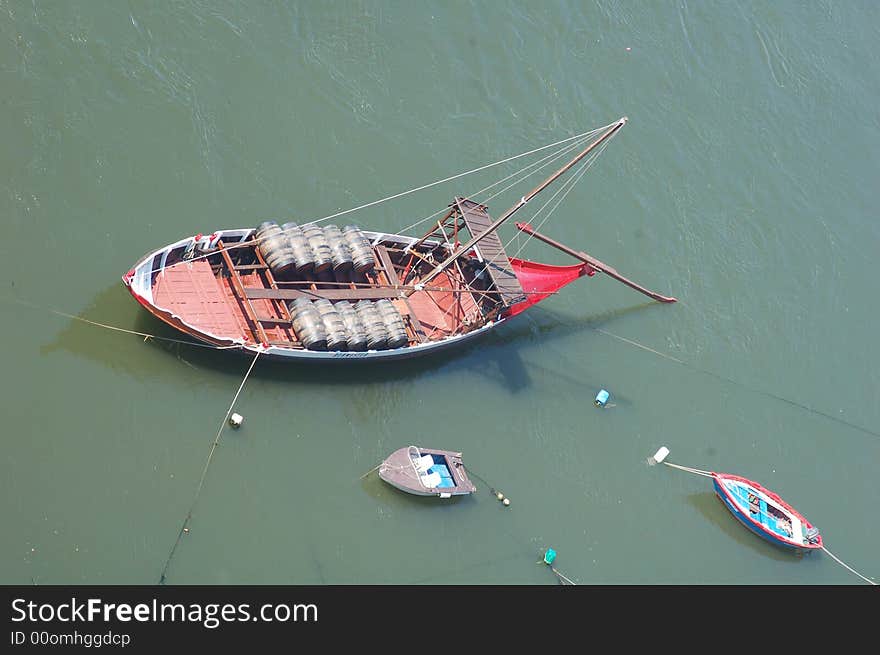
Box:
[504,258,592,317]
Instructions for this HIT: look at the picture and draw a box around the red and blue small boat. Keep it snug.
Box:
[651,447,822,552]
[712,472,822,552]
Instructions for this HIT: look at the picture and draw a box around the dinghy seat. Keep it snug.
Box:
[415,454,434,473]
[420,471,442,489]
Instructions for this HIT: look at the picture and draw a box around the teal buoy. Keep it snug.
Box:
[543,548,557,566]
[595,389,610,407]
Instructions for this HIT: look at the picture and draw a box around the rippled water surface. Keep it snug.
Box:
[1,1,878,584]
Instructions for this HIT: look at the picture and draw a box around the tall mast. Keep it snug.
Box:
[409,117,627,293]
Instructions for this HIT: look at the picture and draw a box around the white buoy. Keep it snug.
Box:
[229,413,244,428]
[502,498,510,507]
[649,446,670,465]
[496,491,504,501]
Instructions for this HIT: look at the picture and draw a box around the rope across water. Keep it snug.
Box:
[147,125,611,272]
[158,349,262,584]
[821,546,877,585]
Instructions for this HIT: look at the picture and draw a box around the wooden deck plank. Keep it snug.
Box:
[243,287,407,301]
[374,245,428,343]
[253,246,295,343]
[406,270,480,339]
[152,260,247,340]
[455,197,526,306]
[217,241,270,345]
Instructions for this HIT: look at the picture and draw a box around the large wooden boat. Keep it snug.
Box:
[122,117,676,361]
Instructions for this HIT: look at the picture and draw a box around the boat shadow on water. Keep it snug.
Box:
[685,492,806,562]
[42,283,661,396]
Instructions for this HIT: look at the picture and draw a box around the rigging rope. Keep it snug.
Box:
[463,130,615,285]
[159,349,262,584]
[163,130,609,295]
[308,123,614,227]
[505,134,615,262]
[470,136,592,214]
[396,133,592,236]
[145,126,608,273]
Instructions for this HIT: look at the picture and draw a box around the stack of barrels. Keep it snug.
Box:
[254,221,375,279]
[255,220,408,351]
[287,297,410,351]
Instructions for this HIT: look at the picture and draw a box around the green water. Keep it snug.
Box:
[1,1,878,585]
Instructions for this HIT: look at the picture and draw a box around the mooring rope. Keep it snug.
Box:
[592,326,880,440]
[460,465,502,499]
[662,461,716,478]
[594,327,685,364]
[6,297,240,350]
[550,567,577,585]
[821,545,877,585]
[158,349,261,584]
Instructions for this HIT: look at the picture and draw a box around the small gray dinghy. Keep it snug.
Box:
[378,446,476,498]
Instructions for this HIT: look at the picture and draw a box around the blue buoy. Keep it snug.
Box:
[543,548,557,566]
[595,389,610,407]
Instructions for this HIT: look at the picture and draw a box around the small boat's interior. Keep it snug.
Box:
[729,482,796,538]
[378,445,474,496]
[410,450,458,490]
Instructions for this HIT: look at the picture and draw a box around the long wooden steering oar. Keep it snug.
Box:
[515,222,677,303]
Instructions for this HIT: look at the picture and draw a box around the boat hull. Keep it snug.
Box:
[122,228,586,362]
[257,322,501,361]
[378,446,476,498]
[712,474,822,552]
[380,478,467,498]
[127,276,505,361]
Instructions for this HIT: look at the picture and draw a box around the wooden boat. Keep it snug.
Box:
[378,446,476,498]
[122,117,676,361]
[652,448,822,553]
[654,451,880,583]
[712,472,822,552]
